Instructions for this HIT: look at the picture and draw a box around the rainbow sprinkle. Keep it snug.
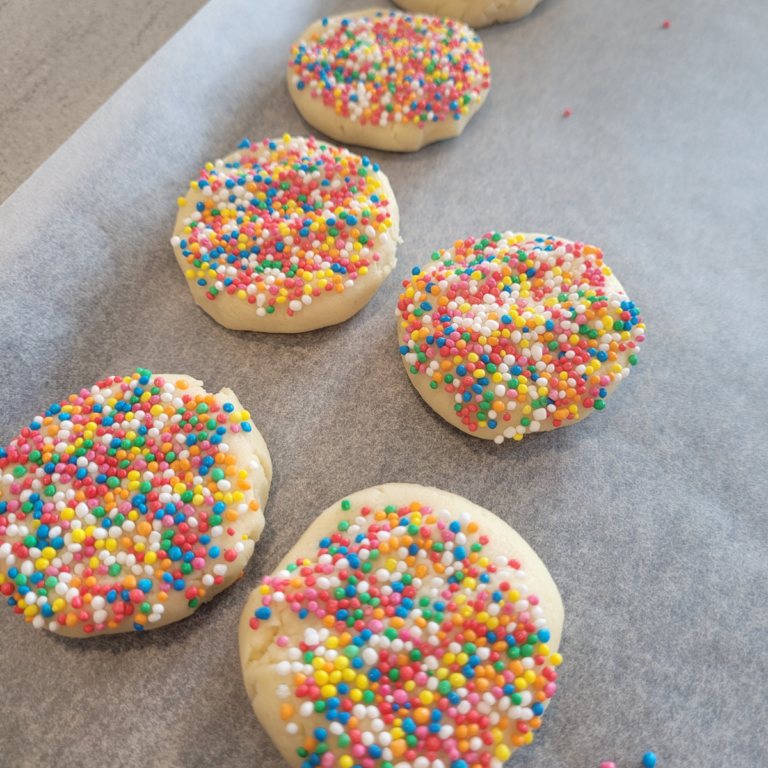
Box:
[397,233,645,442]
[288,12,491,129]
[172,135,397,319]
[0,369,263,634]
[249,498,561,768]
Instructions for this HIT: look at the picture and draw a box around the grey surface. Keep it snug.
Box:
[0,0,208,204]
[0,1,766,767]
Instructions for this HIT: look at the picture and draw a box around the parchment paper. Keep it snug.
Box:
[1,1,766,767]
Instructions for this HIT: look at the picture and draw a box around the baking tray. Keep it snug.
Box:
[0,1,766,766]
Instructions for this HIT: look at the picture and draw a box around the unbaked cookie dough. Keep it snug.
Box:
[287,10,491,152]
[172,135,399,333]
[0,368,271,636]
[397,232,645,442]
[392,0,543,28]
[240,483,564,768]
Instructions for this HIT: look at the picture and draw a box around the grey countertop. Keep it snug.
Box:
[1,2,767,768]
[0,0,207,204]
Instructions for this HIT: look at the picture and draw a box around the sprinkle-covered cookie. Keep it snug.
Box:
[287,10,491,152]
[0,369,271,636]
[397,232,645,442]
[240,484,563,768]
[392,0,543,29]
[172,135,399,333]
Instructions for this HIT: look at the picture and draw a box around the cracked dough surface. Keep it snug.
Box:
[239,483,563,768]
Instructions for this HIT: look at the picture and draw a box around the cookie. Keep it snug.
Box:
[172,135,399,333]
[287,10,491,152]
[397,232,645,442]
[0,368,271,636]
[392,0,543,28]
[240,483,563,768]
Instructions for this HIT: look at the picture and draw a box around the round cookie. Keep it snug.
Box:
[240,483,564,768]
[172,134,399,333]
[392,0,543,28]
[397,232,646,442]
[287,10,491,152]
[0,368,271,636]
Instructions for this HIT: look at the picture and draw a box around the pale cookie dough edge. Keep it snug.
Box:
[238,483,563,767]
[172,142,400,333]
[54,374,271,637]
[287,9,490,153]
